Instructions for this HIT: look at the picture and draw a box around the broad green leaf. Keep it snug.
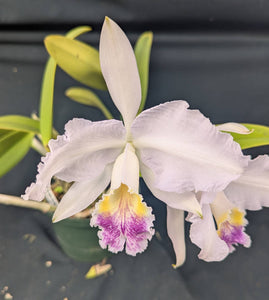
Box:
[45,35,107,90]
[0,130,16,143]
[65,87,113,119]
[231,123,269,149]
[40,26,92,146]
[134,31,153,114]
[0,115,39,134]
[0,130,34,177]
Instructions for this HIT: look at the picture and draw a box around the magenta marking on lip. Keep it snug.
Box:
[219,221,248,250]
[95,212,154,255]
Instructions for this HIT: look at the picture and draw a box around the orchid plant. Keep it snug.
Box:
[1,17,269,268]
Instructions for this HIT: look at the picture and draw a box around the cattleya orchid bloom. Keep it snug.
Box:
[22,17,249,266]
[188,155,269,262]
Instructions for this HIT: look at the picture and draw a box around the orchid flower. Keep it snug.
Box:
[22,17,249,266]
[188,155,269,262]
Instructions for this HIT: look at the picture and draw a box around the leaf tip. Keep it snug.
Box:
[44,35,62,53]
[44,35,53,46]
[44,35,55,53]
[64,87,72,98]
[80,25,92,32]
[144,31,153,39]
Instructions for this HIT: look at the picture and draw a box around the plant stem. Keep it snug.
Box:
[31,137,47,156]
[0,194,55,213]
[45,186,59,206]
[31,112,59,142]
[99,103,114,120]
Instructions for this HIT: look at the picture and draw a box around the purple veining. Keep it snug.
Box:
[95,212,154,255]
[219,221,249,251]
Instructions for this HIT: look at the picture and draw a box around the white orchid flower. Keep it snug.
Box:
[188,155,269,262]
[22,17,249,265]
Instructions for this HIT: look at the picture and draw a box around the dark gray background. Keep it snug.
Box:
[0,1,269,299]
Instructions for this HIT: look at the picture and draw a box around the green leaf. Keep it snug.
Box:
[39,57,57,146]
[134,31,153,114]
[231,123,269,149]
[44,35,107,90]
[0,130,16,143]
[40,26,92,146]
[0,130,34,177]
[65,87,113,119]
[65,26,92,40]
[0,115,39,133]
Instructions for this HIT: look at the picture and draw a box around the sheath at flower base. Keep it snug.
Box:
[22,17,249,267]
[188,155,269,262]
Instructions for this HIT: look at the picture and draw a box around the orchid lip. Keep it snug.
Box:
[213,205,251,251]
[90,183,155,255]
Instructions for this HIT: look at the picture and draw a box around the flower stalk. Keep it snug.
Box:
[0,193,55,213]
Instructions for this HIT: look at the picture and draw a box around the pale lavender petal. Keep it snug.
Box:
[132,101,249,194]
[189,203,229,262]
[141,163,202,215]
[167,207,186,268]
[100,17,141,130]
[90,184,155,255]
[199,191,217,205]
[22,118,125,202]
[52,164,113,222]
[225,155,269,210]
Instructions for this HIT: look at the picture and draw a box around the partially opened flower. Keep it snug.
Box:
[22,17,249,265]
[188,155,269,262]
